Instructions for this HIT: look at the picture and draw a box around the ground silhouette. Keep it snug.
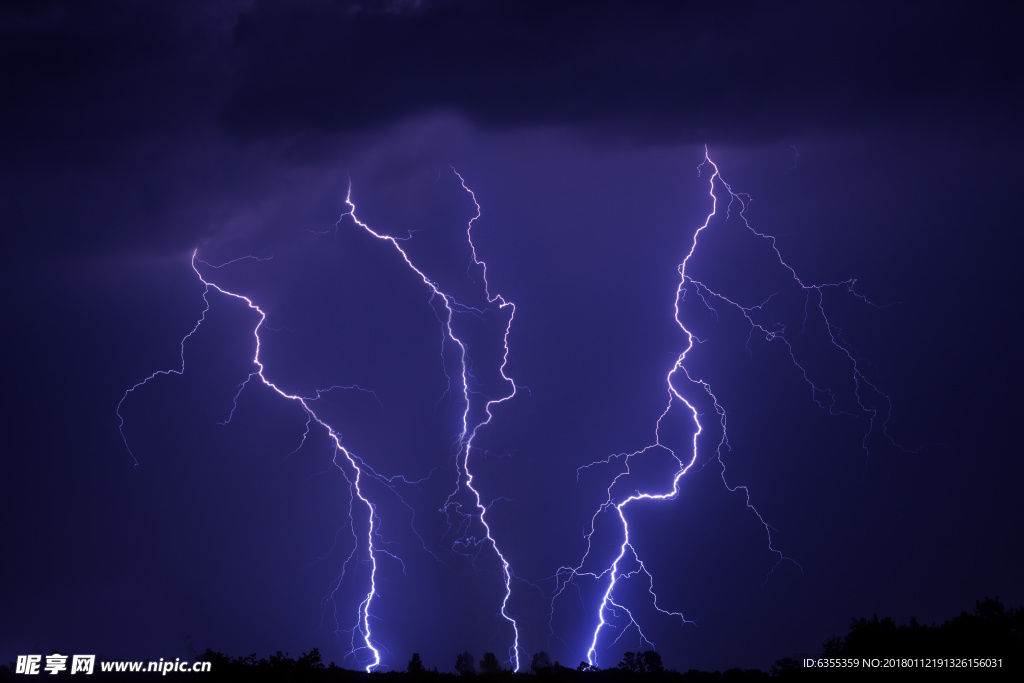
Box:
[3,598,1018,680]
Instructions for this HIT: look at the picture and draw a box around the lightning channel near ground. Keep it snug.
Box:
[118,150,904,672]
[118,169,522,671]
[118,250,386,671]
[552,148,904,667]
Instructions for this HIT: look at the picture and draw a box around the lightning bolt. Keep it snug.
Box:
[118,251,384,671]
[117,169,523,671]
[342,169,523,670]
[118,151,904,671]
[447,169,523,671]
[554,147,904,667]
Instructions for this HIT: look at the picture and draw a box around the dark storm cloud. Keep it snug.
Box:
[0,0,236,256]
[0,0,226,166]
[6,0,1018,156]
[222,0,1020,143]
[3,0,1018,257]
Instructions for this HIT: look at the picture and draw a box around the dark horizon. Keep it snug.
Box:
[3,0,1021,675]
[7,596,1020,677]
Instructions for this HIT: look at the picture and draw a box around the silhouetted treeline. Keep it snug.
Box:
[3,598,1018,681]
[822,596,1021,661]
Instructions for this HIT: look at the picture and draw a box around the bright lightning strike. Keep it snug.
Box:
[118,170,523,671]
[343,171,523,671]
[554,148,904,667]
[118,251,384,671]
[118,151,905,671]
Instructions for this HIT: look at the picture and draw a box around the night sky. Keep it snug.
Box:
[3,0,1022,675]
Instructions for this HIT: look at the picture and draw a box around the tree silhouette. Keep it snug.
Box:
[770,657,801,676]
[530,651,552,675]
[408,652,425,674]
[618,652,640,673]
[639,651,663,673]
[479,652,501,675]
[455,651,476,676]
[296,648,324,671]
[822,596,1022,666]
[615,651,663,673]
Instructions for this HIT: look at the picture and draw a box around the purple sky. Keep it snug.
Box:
[3,0,1021,674]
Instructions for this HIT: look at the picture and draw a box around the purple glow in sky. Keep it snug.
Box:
[3,0,1021,674]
